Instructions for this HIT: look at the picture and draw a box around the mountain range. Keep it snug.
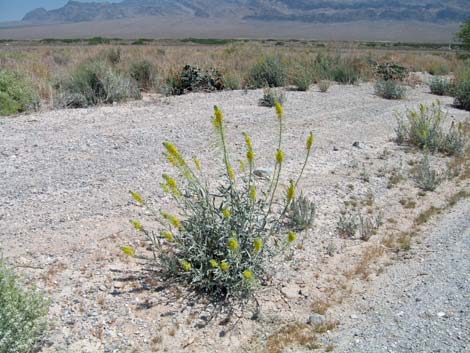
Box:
[22,0,470,24]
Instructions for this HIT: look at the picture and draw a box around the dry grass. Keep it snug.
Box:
[0,41,465,106]
[346,245,385,280]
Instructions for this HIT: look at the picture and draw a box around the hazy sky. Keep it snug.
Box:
[0,0,112,22]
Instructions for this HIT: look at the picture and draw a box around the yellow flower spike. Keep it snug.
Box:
[246,150,255,163]
[170,216,181,229]
[130,191,144,205]
[130,220,144,232]
[179,260,192,272]
[163,142,179,158]
[228,165,235,181]
[228,237,239,251]
[220,261,230,271]
[288,231,297,243]
[162,174,177,189]
[161,232,174,242]
[287,180,295,202]
[213,106,224,129]
[276,149,285,164]
[165,152,178,167]
[306,132,314,151]
[223,208,231,219]
[243,270,253,280]
[194,158,201,171]
[209,259,219,268]
[239,160,246,173]
[243,133,253,150]
[253,238,263,252]
[249,186,257,201]
[275,102,284,120]
[121,246,135,257]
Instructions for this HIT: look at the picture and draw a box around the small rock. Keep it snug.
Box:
[437,312,446,318]
[333,146,339,151]
[350,314,358,319]
[281,284,301,299]
[253,168,273,179]
[307,313,326,326]
[352,141,363,148]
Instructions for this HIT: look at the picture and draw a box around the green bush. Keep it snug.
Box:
[454,80,470,111]
[258,88,286,107]
[430,78,454,96]
[414,154,441,191]
[0,69,39,116]
[377,63,408,81]
[318,80,331,93]
[129,104,314,299]
[375,80,406,100]
[332,65,360,84]
[223,74,241,90]
[165,65,224,95]
[0,260,49,353]
[56,61,141,108]
[395,101,468,155]
[248,56,287,88]
[129,60,157,91]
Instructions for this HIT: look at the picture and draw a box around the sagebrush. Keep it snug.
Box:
[129,104,314,300]
[0,260,49,353]
[375,80,406,100]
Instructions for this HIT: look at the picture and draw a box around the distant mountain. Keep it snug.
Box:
[22,0,470,24]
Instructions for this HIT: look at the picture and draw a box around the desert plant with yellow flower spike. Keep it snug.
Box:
[129,104,314,300]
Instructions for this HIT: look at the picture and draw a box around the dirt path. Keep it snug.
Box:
[329,199,470,353]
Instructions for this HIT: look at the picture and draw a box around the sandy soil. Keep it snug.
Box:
[0,82,468,353]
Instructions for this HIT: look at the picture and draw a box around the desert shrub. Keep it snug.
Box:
[395,101,468,155]
[259,88,286,107]
[454,80,470,111]
[375,80,406,100]
[56,61,141,108]
[318,80,331,93]
[129,60,157,91]
[337,211,358,238]
[105,47,121,65]
[331,65,360,84]
[292,74,311,91]
[0,260,49,353]
[287,194,316,231]
[223,74,241,90]
[0,69,39,116]
[311,52,335,81]
[248,56,287,88]
[377,63,408,81]
[430,78,454,96]
[165,65,224,95]
[129,104,314,300]
[414,154,442,191]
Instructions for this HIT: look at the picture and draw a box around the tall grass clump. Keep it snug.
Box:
[165,65,224,95]
[129,60,157,91]
[395,101,468,155]
[56,61,141,108]
[0,69,39,116]
[375,80,406,99]
[129,104,314,300]
[248,56,287,88]
[0,260,49,353]
[430,78,454,96]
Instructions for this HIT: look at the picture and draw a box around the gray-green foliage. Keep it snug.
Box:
[414,154,442,191]
[56,61,141,108]
[287,194,316,231]
[374,80,406,99]
[129,60,157,91]
[395,101,468,156]
[318,80,331,93]
[337,211,358,238]
[430,78,454,96]
[454,80,470,111]
[129,105,314,300]
[0,261,49,353]
[0,69,39,116]
[258,88,286,107]
[248,56,287,88]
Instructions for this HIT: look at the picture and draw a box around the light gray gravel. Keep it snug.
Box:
[330,199,470,353]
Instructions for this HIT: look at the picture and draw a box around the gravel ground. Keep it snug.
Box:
[329,199,470,353]
[0,82,468,352]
